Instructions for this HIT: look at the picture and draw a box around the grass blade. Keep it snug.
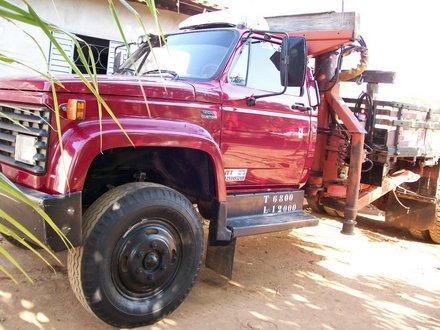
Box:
[109,0,152,117]
[0,245,33,282]
[0,224,56,271]
[0,209,62,264]
[0,264,18,284]
[0,53,60,84]
[0,175,72,250]
[24,3,134,146]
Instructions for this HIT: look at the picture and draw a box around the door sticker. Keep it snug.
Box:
[225,169,247,182]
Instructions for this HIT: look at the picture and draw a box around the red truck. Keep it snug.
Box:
[0,11,439,328]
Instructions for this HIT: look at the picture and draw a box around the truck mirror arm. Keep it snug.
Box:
[244,30,299,107]
[246,85,288,107]
[308,80,321,108]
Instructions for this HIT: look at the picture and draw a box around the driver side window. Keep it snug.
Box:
[229,39,301,95]
[229,42,249,86]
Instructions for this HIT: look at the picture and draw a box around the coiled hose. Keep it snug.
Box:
[339,46,369,82]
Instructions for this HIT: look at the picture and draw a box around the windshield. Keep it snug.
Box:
[117,29,238,80]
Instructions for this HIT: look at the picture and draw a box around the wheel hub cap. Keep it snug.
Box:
[143,251,160,270]
[115,222,179,295]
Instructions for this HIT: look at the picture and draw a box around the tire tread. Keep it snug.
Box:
[67,182,203,327]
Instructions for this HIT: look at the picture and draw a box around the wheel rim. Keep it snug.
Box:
[112,219,181,299]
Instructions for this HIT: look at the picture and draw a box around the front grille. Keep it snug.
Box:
[0,103,51,174]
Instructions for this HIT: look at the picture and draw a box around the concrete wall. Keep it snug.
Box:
[0,0,188,77]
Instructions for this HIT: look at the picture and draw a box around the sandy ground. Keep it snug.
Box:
[0,213,439,330]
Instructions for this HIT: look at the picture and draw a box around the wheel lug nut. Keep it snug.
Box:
[151,242,158,249]
[135,268,142,274]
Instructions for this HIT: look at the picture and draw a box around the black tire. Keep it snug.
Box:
[306,197,325,214]
[409,229,431,241]
[1,233,41,250]
[67,182,204,328]
[429,212,440,243]
[323,206,340,217]
[428,184,440,244]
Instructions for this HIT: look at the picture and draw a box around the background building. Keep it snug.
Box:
[0,0,223,77]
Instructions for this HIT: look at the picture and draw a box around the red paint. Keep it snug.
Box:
[0,28,333,202]
[220,85,312,190]
[289,30,357,56]
[46,118,226,200]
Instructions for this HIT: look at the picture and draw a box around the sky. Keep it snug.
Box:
[217,0,439,107]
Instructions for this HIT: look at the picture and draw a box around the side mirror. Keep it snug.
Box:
[113,52,122,73]
[280,36,307,87]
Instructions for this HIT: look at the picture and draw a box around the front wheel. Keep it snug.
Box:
[68,182,204,328]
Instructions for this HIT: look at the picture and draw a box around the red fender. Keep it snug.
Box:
[46,118,226,201]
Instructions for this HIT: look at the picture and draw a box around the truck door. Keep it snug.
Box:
[220,37,312,189]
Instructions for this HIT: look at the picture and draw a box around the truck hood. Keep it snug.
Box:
[0,74,196,102]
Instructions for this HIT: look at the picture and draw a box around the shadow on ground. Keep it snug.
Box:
[0,216,439,330]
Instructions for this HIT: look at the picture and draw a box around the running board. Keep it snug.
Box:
[226,190,318,237]
[206,190,318,278]
[228,212,319,237]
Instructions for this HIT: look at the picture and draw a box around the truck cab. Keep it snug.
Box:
[115,27,317,190]
[4,9,439,328]
[0,13,319,328]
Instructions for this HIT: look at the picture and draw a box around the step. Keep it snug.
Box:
[227,211,319,238]
[227,190,305,218]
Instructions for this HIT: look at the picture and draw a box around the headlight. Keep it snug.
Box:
[15,134,37,165]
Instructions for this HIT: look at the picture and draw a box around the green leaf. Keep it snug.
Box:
[0,175,72,250]
[2,18,64,88]
[24,4,134,146]
[0,245,33,283]
[0,223,56,271]
[49,81,70,193]
[0,264,18,284]
[0,52,59,83]
[0,209,61,265]
[0,111,27,129]
[109,0,152,117]
[0,0,32,17]
[0,8,37,26]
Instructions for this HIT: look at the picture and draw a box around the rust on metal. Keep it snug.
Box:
[324,86,366,233]
[288,30,357,57]
[306,53,334,197]
[325,86,367,134]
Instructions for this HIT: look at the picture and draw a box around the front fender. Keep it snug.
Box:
[46,118,226,201]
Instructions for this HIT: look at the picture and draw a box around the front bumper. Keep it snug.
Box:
[0,183,82,252]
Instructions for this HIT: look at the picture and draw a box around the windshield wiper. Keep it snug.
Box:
[113,68,135,76]
[143,69,179,79]
[115,67,135,75]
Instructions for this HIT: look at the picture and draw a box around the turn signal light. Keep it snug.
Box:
[67,99,86,120]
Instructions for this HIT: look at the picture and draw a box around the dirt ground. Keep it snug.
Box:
[0,213,439,330]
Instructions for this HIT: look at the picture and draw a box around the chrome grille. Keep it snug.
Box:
[0,103,51,174]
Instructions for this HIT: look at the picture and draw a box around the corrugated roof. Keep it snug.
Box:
[151,0,228,15]
[187,0,226,10]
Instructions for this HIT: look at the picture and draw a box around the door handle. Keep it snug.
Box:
[291,103,312,111]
